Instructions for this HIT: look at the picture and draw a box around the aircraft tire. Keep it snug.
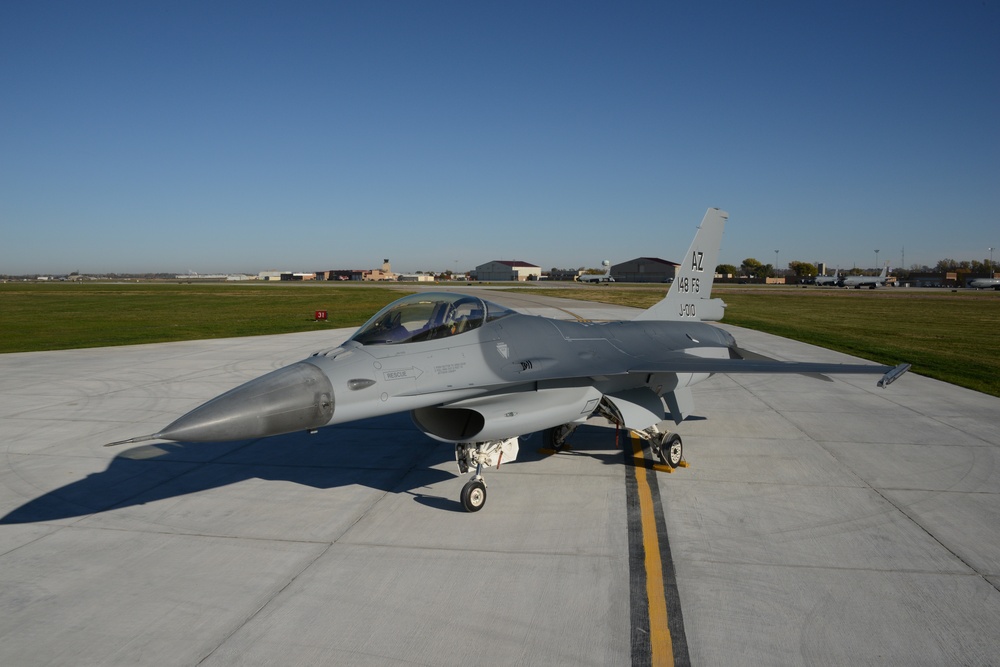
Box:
[663,434,683,468]
[461,480,487,512]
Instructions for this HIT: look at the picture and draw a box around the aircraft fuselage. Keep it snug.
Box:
[166,311,736,445]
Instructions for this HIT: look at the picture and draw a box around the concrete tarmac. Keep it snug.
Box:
[1,291,998,665]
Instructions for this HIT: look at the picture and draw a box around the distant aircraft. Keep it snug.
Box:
[968,277,1000,290]
[814,270,841,286]
[108,209,910,512]
[839,264,890,289]
[578,260,615,283]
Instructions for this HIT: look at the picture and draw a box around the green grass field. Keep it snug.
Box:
[2,282,998,397]
[0,283,408,352]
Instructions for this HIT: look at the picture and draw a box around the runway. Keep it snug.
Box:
[1,291,998,665]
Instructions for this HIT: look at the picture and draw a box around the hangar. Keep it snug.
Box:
[611,257,679,283]
[474,260,541,281]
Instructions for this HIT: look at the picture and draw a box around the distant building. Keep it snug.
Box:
[611,257,680,283]
[363,259,396,281]
[474,260,542,282]
[258,271,287,281]
[317,269,363,281]
[316,259,396,282]
[907,272,958,288]
[397,274,436,282]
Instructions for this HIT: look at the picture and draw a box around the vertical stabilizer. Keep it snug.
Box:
[634,208,728,321]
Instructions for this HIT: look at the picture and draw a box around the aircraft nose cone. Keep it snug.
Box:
[157,361,334,442]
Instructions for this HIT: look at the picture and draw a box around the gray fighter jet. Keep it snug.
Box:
[108,209,910,511]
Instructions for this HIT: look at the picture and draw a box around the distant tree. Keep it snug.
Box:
[788,261,818,277]
[740,258,763,277]
[716,263,738,277]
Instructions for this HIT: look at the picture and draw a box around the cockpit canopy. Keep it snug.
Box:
[350,292,514,345]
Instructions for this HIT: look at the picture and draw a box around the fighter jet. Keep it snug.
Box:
[838,264,890,289]
[107,209,910,512]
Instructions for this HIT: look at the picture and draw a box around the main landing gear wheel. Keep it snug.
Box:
[461,479,487,512]
[543,424,576,451]
[658,433,683,468]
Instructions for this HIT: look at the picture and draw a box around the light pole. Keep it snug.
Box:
[990,247,996,276]
[774,249,779,277]
[874,249,880,272]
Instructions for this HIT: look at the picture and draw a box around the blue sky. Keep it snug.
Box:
[2,1,997,275]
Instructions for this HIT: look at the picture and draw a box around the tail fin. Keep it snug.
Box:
[879,264,889,278]
[634,208,728,321]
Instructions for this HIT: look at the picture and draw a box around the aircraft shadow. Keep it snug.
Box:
[1,418,673,524]
[1,413,454,524]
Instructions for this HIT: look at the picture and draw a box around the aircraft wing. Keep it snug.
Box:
[628,357,911,387]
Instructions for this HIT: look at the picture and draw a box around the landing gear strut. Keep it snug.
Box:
[455,438,519,512]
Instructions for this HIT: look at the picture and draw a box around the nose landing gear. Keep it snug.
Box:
[455,438,519,512]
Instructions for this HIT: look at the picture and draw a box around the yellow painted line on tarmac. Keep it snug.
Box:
[631,435,674,665]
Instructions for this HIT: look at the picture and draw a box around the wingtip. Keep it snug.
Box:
[878,363,912,388]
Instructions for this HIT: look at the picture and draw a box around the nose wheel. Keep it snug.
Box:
[461,479,487,512]
[455,438,519,512]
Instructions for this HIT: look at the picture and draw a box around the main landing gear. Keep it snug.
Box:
[547,418,683,468]
[590,400,684,468]
[455,439,519,512]
[628,422,684,468]
[649,430,684,468]
[543,423,579,451]
[543,420,684,468]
